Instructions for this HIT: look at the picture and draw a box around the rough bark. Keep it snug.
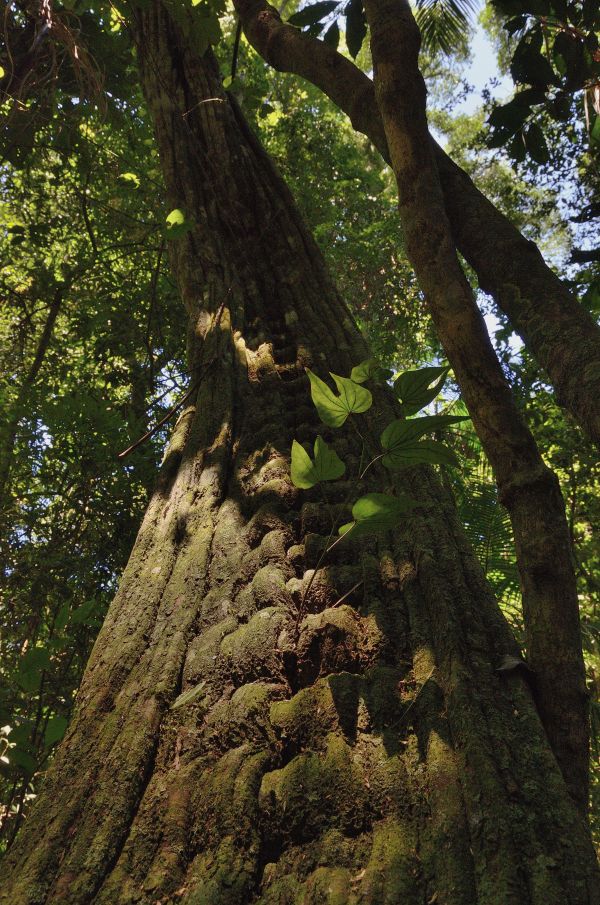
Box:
[362,0,588,813]
[2,6,599,903]
[233,0,600,449]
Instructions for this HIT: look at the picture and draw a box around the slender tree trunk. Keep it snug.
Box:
[2,7,598,903]
[0,283,64,505]
[233,0,600,450]
[362,0,588,813]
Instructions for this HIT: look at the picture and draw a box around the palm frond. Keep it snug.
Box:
[415,0,479,54]
[458,477,522,611]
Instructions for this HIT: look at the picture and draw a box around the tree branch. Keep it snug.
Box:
[363,0,589,814]
[233,0,600,449]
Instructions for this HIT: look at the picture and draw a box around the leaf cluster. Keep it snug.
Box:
[291,360,465,541]
[486,0,600,163]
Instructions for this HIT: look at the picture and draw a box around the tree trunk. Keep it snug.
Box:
[0,282,64,507]
[2,7,598,903]
[233,0,600,450]
[362,0,588,813]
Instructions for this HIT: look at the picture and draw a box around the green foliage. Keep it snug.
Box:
[393,365,450,415]
[291,436,346,488]
[415,0,478,54]
[288,1,339,27]
[284,0,477,57]
[486,0,600,162]
[381,425,461,468]
[306,369,373,427]
[338,492,418,536]
[291,360,462,556]
[351,358,393,384]
[286,0,366,57]
[0,77,186,845]
[165,207,193,239]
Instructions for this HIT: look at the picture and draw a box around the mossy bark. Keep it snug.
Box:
[2,6,598,903]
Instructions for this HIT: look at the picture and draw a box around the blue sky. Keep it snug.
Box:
[459,22,512,113]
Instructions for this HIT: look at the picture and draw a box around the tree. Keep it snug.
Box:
[2,3,599,903]
[234,0,600,448]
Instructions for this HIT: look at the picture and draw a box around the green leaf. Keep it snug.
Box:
[44,716,69,748]
[339,492,417,537]
[323,20,340,48]
[591,114,600,146]
[289,1,339,27]
[9,748,38,775]
[54,603,70,633]
[291,436,345,488]
[416,0,479,55]
[331,372,373,413]
[393,366,449,415]
[350,358,393,384]
[165,208,193,239]
[582,279,600,314]
[345,0,367,58]
[171,680,206,710]
[381,414,467,458]
[382,438,459,469]
[524,122,549,163]
[17,648,51,692]
[118,172,140,188]
[511,29,558,87]
[307,369,372,427]
[70,599,97,625]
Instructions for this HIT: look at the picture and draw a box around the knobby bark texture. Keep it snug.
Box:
[362,0,588,813]
[233,0,600,450]
[3,7,599,903]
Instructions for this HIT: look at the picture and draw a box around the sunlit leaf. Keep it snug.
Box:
[165,208,193,239]
[118,172,140,188]
[339,492,418,537]
[291,436,345,488]
[307,369,372,427]
[350,358,393,384]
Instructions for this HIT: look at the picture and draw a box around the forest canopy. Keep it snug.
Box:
[1,0,600,899]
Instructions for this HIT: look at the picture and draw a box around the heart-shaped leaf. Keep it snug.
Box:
[165,208,193,240]
[350,358,393,385]
[307,369,372,427]
[393,366,449,415]
[382,439,459,469]
[291,436,346,489]
[339,492,417,537]
[381,414,467,453]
